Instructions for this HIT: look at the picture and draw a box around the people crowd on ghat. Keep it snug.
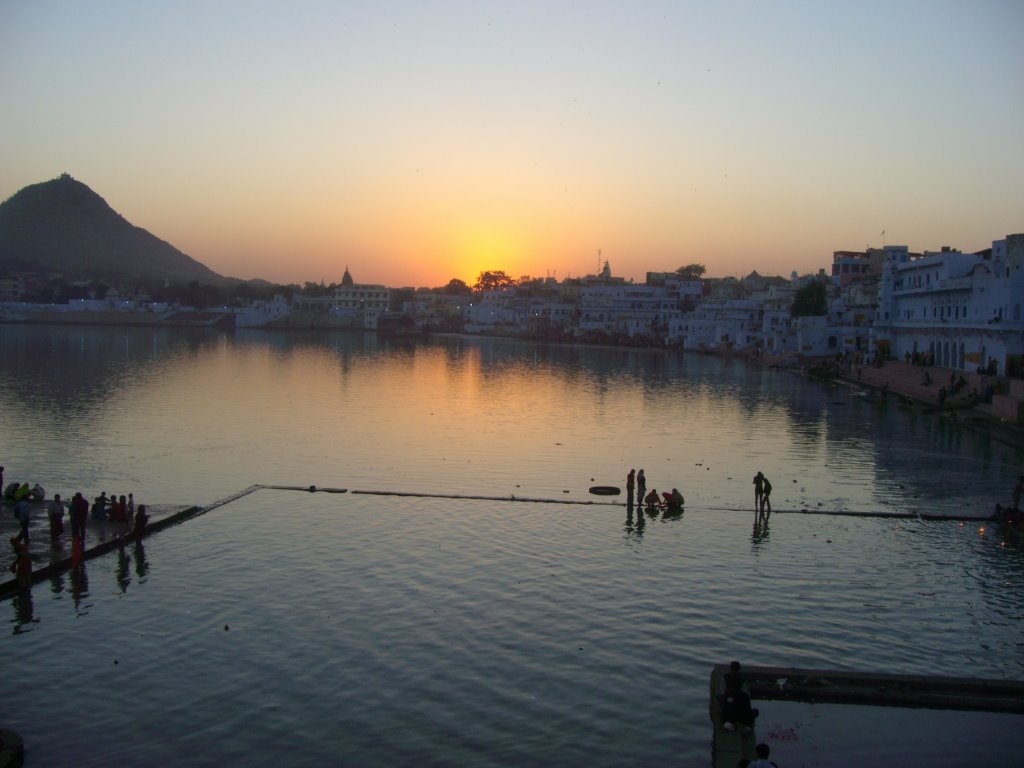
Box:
[3,464,150,588]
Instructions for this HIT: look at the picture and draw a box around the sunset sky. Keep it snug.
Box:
[2,1,1022,288]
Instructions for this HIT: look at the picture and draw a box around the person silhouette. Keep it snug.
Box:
[753,471,765,511]
[760,476,773,519]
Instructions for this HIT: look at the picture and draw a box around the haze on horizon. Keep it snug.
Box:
[2,1,1021,288]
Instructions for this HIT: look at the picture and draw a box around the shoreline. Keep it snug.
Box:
[756,352,1024,451]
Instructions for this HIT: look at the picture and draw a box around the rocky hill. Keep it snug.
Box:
[0,174,228,285]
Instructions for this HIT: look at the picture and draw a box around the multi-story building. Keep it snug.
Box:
[0,274,27,302]
[831,248,886,287]
[331,267,391,329]
[680,299,762,352]
[464,288,518,332]
[577,283,680,338]
[876,235,1024,374]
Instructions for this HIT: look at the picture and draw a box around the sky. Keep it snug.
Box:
[1,1,1022,288]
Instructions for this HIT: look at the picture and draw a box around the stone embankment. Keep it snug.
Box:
[842,360,1024,448]
[748,351,1024,450]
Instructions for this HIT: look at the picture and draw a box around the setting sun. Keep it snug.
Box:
[451,225,530,285]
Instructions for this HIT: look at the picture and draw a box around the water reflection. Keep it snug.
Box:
[10,588,35,633]
[69,564,89,614]
[0,325,226,417]
[116,543,131,593]
[752,516,770,545]
[0,326,1018,515]
[661,506,684,522]
[624,505,645,539]
[134,542,149,580]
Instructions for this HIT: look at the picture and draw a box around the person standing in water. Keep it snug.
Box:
[760,475,773,519]
[637,469,646,503]
[48,494,65,543]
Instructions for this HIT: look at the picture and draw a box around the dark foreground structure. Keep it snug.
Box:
[709,663,1024,766]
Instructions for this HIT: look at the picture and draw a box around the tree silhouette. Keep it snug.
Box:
[790,280,827,317]
[473,270,516,292]
[675,263,706,281]
[439,278,472,295]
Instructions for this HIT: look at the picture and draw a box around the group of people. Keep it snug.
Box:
[752,472,772,519]
[88,491,136,524]
[13,489,148,546]
[5,463,151,588]
[624,467,777,519]
[626,468,684,513]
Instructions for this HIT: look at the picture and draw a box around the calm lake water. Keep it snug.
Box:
[1,325,1022,766]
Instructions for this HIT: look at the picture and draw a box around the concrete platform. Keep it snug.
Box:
[710,663,1024,767]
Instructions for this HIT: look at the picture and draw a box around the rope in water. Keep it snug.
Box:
[249,485,993,521]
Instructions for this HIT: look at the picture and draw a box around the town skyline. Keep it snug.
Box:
[3,2,1022,287]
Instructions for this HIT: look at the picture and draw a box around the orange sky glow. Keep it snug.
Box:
[1,2,1021,288]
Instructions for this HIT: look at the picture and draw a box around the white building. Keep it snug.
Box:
[464,289,518,332]
[876,235,1024,374]
[680,300,762,352]
[331,267,391,330]
[577,283,679,338]
[234,294,292,327]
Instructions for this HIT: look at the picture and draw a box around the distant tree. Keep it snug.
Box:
[389,286,415,310]
[675,263,706,281]
[231,282,257,303]
[438,278,472,295]
[156,280,230,309]
[473,270,517,293]
[790,280,828,317]
[301,281,337,297]
[56,283,90,302]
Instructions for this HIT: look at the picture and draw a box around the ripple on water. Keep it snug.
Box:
[4,490,1023,765]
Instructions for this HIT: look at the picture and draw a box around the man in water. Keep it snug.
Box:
[70,492,89,546]
[760,475,772,519]
[48,494,65,543]
[14,496,31,544]
[133,504,150,539]
[753,472,765,511]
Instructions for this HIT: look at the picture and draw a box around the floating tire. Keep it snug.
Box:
[589,486,621,496]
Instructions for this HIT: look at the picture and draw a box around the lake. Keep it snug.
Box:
[1,325,1021,766]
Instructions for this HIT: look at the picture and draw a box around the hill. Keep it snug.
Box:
[0,174,228,285]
